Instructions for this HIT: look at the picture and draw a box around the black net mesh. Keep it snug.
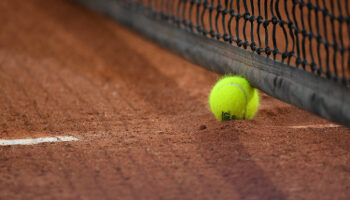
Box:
[118,0,350,86]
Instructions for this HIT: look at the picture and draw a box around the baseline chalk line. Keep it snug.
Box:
[0,136,79,146]
[289,124,341,129]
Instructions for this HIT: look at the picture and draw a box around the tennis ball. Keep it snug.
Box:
[209,76,259,121]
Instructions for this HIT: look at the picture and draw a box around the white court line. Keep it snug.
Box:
[289,124,341,129]
[0,136,79,146]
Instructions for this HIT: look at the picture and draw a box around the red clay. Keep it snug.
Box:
[0,0,350,199]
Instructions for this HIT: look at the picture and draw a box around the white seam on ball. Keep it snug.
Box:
[220,83,248,119]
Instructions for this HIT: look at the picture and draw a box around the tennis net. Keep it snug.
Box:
[118,0,349,85]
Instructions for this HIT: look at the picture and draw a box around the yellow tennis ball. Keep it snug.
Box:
[246,88,259,119]
[209,76,259,121]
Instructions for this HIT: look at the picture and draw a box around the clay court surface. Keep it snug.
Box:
[1,0,350,199]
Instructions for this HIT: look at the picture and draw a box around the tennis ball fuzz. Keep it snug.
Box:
[209,76,259,121]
